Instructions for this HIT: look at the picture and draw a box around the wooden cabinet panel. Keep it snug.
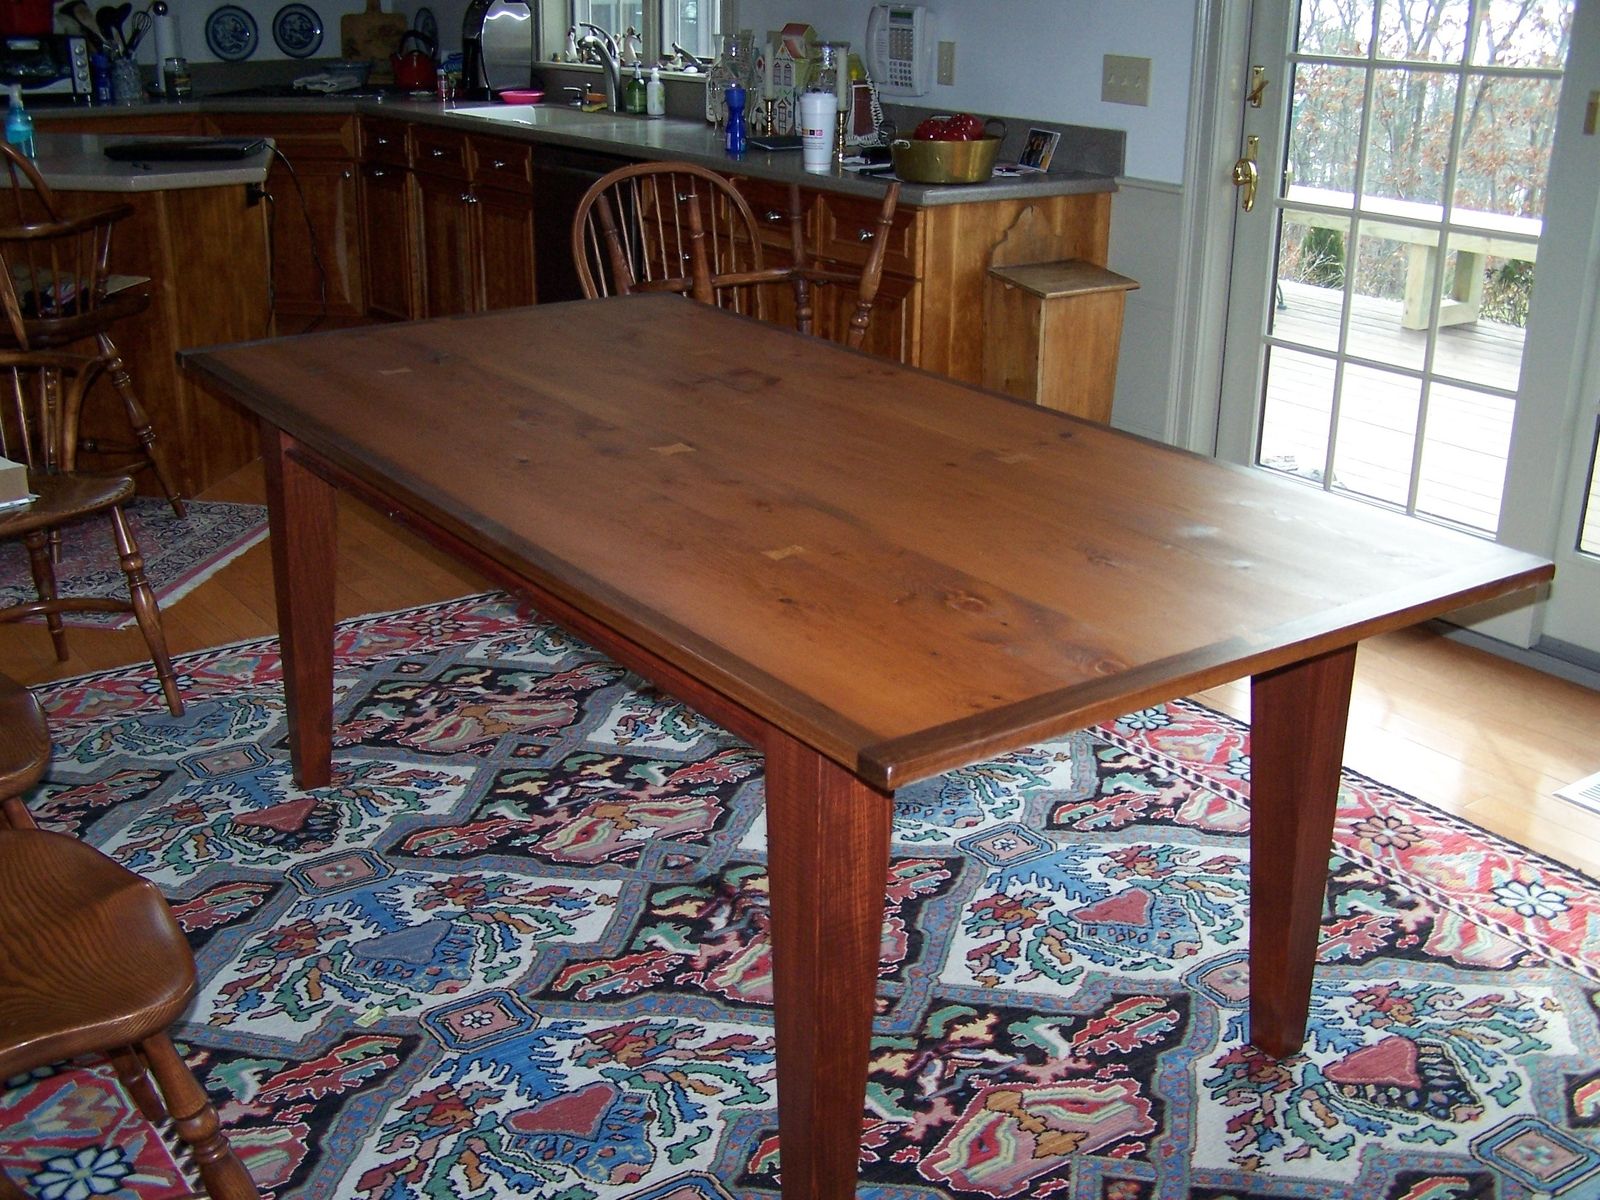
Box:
[475,187,536,310]
[415,170,475,317]
[207,114,363,320]
[360,163,416,320]
[470,135,533,194]
[816,191,920,276]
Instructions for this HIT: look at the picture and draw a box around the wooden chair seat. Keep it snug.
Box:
[0,672,48,830]
[0,470,135,535]
[0,829,259,1199]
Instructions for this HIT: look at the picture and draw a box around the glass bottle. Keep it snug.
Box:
[705,30,756,127]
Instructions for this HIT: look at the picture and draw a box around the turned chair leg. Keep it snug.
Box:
[108,1044,171,1122]
[109,506,183,716]
[0,796,38,828]
[139,1033,258,1200]
[94,332,185,519]
[22,530,68,662]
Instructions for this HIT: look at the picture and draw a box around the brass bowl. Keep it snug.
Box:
[889,135,1002,185]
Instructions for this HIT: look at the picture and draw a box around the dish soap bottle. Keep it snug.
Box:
[624,63,647,114]
[5,85,34,158]
[646,65,665,118]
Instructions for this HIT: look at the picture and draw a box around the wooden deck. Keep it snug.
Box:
[1257,280,1525,532]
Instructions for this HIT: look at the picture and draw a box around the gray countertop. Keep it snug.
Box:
[27,130,273,192]
[35,96,1116,207]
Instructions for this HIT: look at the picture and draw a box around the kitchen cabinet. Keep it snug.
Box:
[206,113,363,324]
[531,145,635,305]
[358,117,419,320]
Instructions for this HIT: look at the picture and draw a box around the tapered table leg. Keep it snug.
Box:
[261,424,337,789]
[1248,643,1357,1057]
[764,730,894,1200]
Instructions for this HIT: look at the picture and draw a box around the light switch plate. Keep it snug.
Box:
[1102,54,1151,107]
[937,40,955,86]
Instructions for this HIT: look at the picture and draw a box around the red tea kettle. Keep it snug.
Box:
[391,30,437,91]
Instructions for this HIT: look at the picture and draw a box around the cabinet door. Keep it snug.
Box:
[415,171,477,318]
[360,163,417,321]
[267,156,364,320]
[474,186,536,311]
[815,268,919,364]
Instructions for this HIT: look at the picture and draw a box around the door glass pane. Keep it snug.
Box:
[1453,74,1561,217]
[1376,0,1470,63]
[1580,420,1600,554]
[1416,381,1514,531]
[1259,347,1336,483]
[1349,229,1427,369]
[1271,214,1343,353]
[1433,251,1529,391]
[1297,0,1373,56]
[1471,0,1572,67]
[1362,67,1458,205]
[1333,363,1421,506]
[1288,64,1363,196]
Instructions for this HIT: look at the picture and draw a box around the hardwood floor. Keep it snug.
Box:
[5,462,1599,879]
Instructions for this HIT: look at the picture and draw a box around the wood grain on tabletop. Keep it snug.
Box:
[181,295,1551,789]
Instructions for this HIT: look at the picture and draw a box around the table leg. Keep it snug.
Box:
[260,424,337,789]
[764,730,894,1200]
[1247,643,1357,1058]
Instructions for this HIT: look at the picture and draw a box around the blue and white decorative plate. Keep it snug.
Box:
[413,6,437,47]
[205,4,258,60]
[272,3,322,57]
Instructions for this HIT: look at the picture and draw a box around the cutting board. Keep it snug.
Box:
[341,0,407,83]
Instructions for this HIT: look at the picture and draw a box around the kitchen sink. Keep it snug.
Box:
[451,104,624,128]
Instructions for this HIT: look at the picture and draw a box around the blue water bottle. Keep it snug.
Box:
[724,83,746,158]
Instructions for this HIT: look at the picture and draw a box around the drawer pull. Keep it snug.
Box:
[762,209,784,223]
[491,159,508,169]
[430,147,448,158]
[374,135,389,145]
[368,167,387,177]
[857,228,876,243]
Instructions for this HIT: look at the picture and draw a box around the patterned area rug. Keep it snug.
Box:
[0,497,267,628]
[6,591,1600,1200]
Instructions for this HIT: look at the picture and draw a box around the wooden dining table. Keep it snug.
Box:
[181,295,1553,1200]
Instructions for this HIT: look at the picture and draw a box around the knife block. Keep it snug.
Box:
[341,0,406,83]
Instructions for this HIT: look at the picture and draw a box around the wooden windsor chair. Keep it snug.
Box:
[0,345,184,715]
[0,143,184,515]
[0,828,260,1200]
[571,160,902,352]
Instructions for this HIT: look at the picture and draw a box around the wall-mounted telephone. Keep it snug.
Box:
[866,3,933,97]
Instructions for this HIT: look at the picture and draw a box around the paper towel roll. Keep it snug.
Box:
[153,8,177,63]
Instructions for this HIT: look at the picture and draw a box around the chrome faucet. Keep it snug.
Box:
[574,22,621,112]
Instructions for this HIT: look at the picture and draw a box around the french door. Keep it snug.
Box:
[1215,0,1599,654]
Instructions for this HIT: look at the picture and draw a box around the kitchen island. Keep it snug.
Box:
[8,131,274,496]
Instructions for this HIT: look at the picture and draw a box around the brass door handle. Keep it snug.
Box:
[1232,134,1260,212]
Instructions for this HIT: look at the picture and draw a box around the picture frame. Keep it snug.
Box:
[1019,126,1061,171]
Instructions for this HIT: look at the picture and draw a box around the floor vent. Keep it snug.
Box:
[1553,770,1600,815]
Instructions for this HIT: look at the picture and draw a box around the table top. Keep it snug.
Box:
[182,296,1553,789]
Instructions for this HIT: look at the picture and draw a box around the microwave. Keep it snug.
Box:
[0,35,91,97]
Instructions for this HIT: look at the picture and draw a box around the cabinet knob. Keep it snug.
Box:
[374,135,388,145]
[342,169,352,179]
[431,147,447,158]
[369,167,387,177]
[491,159,508,169]
[762,209,784,223]
[857,228,876,243]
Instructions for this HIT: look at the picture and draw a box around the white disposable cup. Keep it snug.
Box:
[798,91,838,173]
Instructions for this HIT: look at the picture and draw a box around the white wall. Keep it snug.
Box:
[149,0,471,69]
[732,0,1196,183]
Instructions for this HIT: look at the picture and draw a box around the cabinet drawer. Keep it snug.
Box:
[816,192,918,276]
[469,135,532,193]
[737,178,806,249]
[412,125,468,178]
[362,117,411,166]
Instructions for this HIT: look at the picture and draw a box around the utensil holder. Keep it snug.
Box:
[110,54,143,104]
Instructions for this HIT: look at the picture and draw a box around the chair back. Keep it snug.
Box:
[571,162,792,317]
[0,347,107,473]
[0,205,143,349]
[0,141,60,226]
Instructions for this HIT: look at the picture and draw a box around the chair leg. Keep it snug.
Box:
[108,1044,170,1122]
[108,505,184,716]
[0,1168,31,1200]
[23,530,68,662]
[138,1033,258,1200]
[94,332,185,519]
[1,796,39,828]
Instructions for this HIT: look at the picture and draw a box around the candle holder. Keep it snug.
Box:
[835,109,848,155]
[763,96,775,136]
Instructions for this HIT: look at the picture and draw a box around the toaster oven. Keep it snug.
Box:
[0,34,91,98]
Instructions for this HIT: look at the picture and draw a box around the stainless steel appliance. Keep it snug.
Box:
[461,0,533,100]
[0,34,90,98]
